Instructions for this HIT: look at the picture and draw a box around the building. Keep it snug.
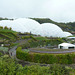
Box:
[58,43,75,49]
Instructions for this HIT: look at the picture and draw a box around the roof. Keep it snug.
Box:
[59,43,75,47]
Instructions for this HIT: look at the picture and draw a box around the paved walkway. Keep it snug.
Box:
[9,46,17,58]
[9,46,75,58]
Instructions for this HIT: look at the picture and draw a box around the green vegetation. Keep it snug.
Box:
[0,26,18,45]
[0,52,3,56]
[19,38,63,49]
[0,54,73,75]
[0,47,9,55]
[0,47,8,52]
[21,35,37,41]
[0,17,13,20]
[0,19,75,75]
[16,47,75,64]
[35,36,48,40]
[23,49,30,52]
[21,36,31,39]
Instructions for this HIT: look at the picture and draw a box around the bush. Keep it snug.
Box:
[34,54,41,63]
[4,26,9,29]
[16,48,75,64]
[0,55,71,75]
[0,52,3,56]
[0,26,3,29]
[49,64,69,75]
[21,36,30,39]
[16,47,30,61]
[23,49,30,53]
[19,42,30,49]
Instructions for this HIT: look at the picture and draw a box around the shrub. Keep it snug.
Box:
[0,26,3,29]
[21,36,30,39]
[19,42,30,49]
[16,47,30,61]
[34,54,41,63]
[4,26,8,29]
[16,46,75,64]
[16,49,75,64]
[0,52,3,56]
[49,64,69,75]
[9,27,12,30]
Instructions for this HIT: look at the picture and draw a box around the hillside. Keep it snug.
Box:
[0,26,18,43]
[0,17,13,20]
[31,18,75,32]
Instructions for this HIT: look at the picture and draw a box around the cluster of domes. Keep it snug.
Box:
[0,18,72,37]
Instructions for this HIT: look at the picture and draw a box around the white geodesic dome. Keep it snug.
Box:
[0,20,28,33]
[32,23,72,37]
[61,32,72,37]
[0,18,73,37]
[0,18,40,33]
[13,18,40,33]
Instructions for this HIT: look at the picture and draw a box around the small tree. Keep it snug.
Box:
[0,26,3,29]
[4,26,8,29]
[9,27,12,30]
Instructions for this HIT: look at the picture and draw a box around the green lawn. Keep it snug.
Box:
[0,29,17,34]
[0,29,18,40]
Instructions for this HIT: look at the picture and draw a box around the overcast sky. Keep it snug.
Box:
[0,0,75,22]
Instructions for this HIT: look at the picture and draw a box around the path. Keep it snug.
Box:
[9,46,17,58]
[29,49,75,53]
[9,38,75,57]
[8,46,75,69]
[9,46,75,58]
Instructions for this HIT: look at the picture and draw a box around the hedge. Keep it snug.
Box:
[16,47,75,64]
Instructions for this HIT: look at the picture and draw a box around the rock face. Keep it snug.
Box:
[0,18,72,37]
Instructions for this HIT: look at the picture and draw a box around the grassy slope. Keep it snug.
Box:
[35,36,48,40]
[0,29,18,40]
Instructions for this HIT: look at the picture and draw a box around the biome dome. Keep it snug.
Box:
[32,23,63,37]
[0,18,40,33]
[0,20,28,33]
[32,23,72,37]
[62,32,72,37]
[13,18,40,33]
[0,18,72,37]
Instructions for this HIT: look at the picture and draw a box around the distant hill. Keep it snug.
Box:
[31,18,75,32]
[0,17,13,20]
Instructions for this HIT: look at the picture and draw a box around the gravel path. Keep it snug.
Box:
[29,49,75,53]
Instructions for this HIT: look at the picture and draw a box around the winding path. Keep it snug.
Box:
[9,46,17,58]
[29,49,75,53]
[9,46,75,58]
